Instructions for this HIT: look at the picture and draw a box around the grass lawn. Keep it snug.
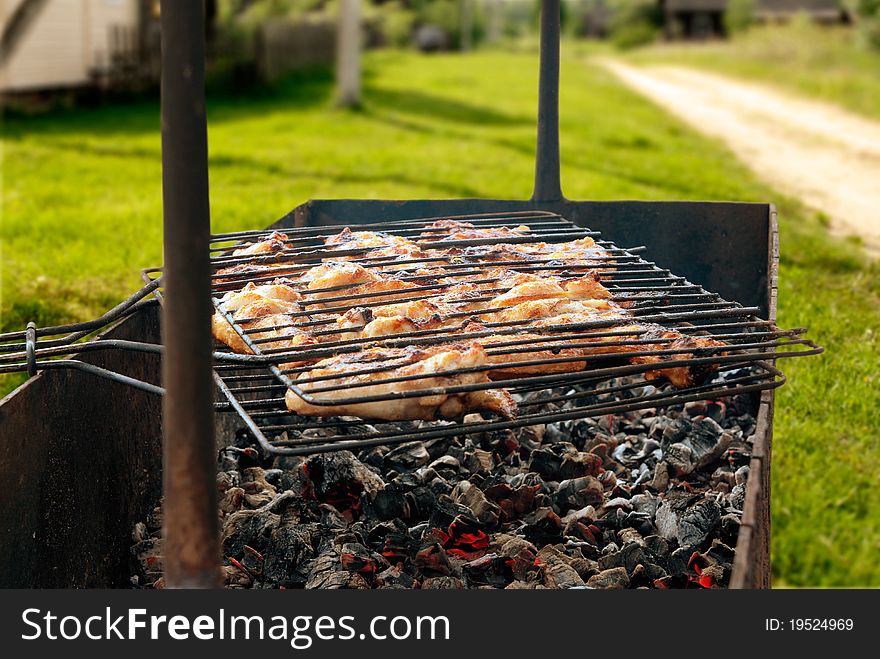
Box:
[626,22,880,121]
[2,48,878,587]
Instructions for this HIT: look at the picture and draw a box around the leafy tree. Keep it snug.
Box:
[724,0,755,35]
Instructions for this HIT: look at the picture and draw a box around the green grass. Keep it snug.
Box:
[2,49,878,587]
[627,23,880,121]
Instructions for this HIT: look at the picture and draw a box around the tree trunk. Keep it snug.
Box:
[337,0,361,107]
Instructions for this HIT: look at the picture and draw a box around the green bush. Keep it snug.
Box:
[847,0,880,49]
[608,0,660,50]
[371,1,417,48]
[724,0,755,35]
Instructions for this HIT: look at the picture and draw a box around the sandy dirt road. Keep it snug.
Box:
[603,60,880,255]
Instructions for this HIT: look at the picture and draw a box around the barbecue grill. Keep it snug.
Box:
[0,1,820,589]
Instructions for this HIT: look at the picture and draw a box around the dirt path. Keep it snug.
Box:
[602,60,880,256]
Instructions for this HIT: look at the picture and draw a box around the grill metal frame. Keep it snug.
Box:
[190,210,819,458]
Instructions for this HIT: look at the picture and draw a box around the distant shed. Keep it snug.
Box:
[661,0,848,39]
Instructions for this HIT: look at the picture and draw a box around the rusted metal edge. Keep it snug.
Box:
[730,204,779,589]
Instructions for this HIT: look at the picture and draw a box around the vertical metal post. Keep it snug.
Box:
[531,0,563,203]
[159,1,221,588]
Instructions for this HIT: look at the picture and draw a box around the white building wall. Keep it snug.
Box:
[1,0,139,93]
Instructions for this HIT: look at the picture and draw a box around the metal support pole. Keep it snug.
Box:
[159,1,221,588]
[531,0,563,203]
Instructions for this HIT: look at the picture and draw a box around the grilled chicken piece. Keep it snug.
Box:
[214,263,296,286]
[420,220,532,242]
[488,276,611,309]
[215,280,302,311]
[630,330,726,388]
[212,299,303,353]
[231,231,289,257]
[470,319,725,386]
[325,227,420,252]
[284,342,517,421]
[485,298,623,324]
[212,280,305,352]
[335,298,458,338]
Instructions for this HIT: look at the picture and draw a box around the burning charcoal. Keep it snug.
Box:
[134,367,762,590]
[598,543,647,574]
[462,553,512,588]
[428,476,453,497]
[219,446,260,471]
[664,443,694,477]
[600,497,633,515]
[529,447,564,480]
[461,448,494,474]
[221,506,281,559]
[339,542,389,577]
[429,496,479,531]
[688,542,734,588]
[711,467,737,489]
[729,484,746,512]
[263,468,284,488]
[655,492,721,548]
[223,564,253,589]
[618,527,646,547]
[421,576,465,589]
[630,493,659,518]
[505,581,544,589]
[484,482,541,521]
[371,488,405,521]
[217,471,240,492]
[719,513,741,545]
[499,538,540,582]
[429,455,460,476]
[622,511,655,537]
[219,487,246,515]
[647,461,670,492]
[587,567,630,590]
[358,447,387,470]
[377,565,417,589]
[304,451,385,519]
[414,542,453,576]
[131,537,163,583]
[262,524,317,588]
[518,424,545,452]
[379,532,413,565]
[132,522,149,544]
[559,452,604,479]
[555,476,604,512]
[542,558,586,589]
[690,431,734,472]
[383,442,431,472]
[561,505,597,526]
[305,552,371,589]
[452,481,500,528]
[522,507,563,545]
[660,418,691,446]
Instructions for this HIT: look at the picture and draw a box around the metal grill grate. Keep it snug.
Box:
[144,210,819,456]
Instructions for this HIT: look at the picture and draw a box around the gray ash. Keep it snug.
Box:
[131,371,756,589]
